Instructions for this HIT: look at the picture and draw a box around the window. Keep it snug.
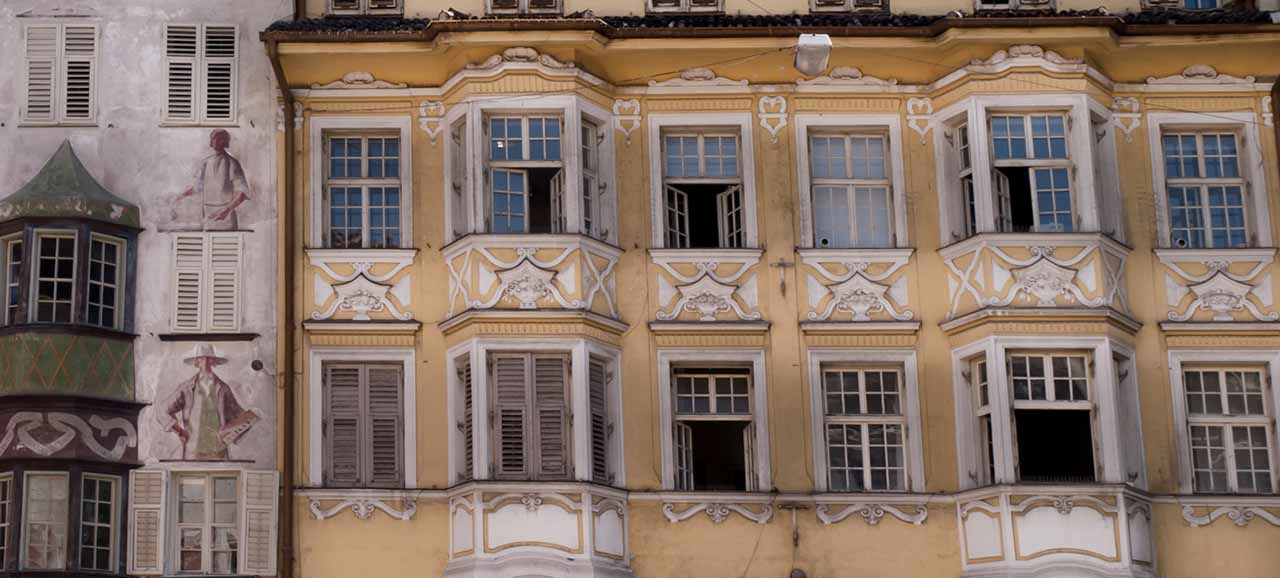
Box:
[822,366,907,491]
[324,134,404,248]
[588,354,615,484]
[329,0,402,14]
[971,359,997,485]
[975,0,1053,9]
[808,132,894,248]
[649,0,723,11]
[32,232,76,324]
[811,0,888,10]
[1182,367,1275,493]
[86,235,123,330]
[323,363,404,488]
[989,114,1074,233]
[22,23,97,124]
[79,476,116,572]
[164,24,238,124]
[175,474,238,574]
[487,0,562,14]
[672,366,757,491]
[662,131,744,248]
[1183,0,1217,7]
[2,236,21,324]
[0,475,11,566]
[490,353,572,480]
[581,120,603,238]
[22,473,68,570]
[486,116,566,234]
[1162,132,1248,249]
[1008,352,1096,483]
[171,233,242,333]
[957,124,979,239]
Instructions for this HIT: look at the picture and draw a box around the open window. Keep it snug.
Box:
[989,114,1074,233]
[486,116,566,234]
[661,131,745,249]
[1008,352,1097,483]
[671,366,756,491]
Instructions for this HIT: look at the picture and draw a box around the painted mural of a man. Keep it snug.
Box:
[179,129,251,230]
[163,344,260,460]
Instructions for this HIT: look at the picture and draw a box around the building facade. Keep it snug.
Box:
[265,1,1280,578]
[0,1,283,578]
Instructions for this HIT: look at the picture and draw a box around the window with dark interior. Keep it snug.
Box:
[661,131,745,249]
[672,366,756,491]
[1008,353,1096,483]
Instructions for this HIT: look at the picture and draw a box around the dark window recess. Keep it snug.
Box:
[686,421,749,491]
[667,184,743,249]
[525,168,560,234]
[997,167,1035,233]
[1015,409,1095,483]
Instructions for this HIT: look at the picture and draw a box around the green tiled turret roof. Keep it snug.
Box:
[0,140,140,228]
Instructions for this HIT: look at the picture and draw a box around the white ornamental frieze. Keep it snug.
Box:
[653,252,762,322]
[1162,252,1278,323]
[802,250,913,323]
[0,412,137,461]
[310,251,415,322]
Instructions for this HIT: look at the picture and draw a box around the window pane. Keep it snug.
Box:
[853,186,892,248]
[813,186,851,248]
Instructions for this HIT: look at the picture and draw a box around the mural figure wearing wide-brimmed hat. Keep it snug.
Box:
[162,344,260,460]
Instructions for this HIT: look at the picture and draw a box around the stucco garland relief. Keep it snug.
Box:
[0,412,137,461]
[1161,254,1278,322]
[467,47,576,71]
[816,503,927,526]
[418,101,446,145]
[905,98,932,144]
[1181,504,1280,528]
[308,496,418,521]
[1110,97,1141,143]
[311,71,407,90]
[1147,64,1256,85]
[943,240,1127,319]
[796,66,898,87]
[310,252,414,322]
[653,255,762,322]
[662,502,773,525]
[801,252,912,322]
[446,243,619,317]
[612,99,641,145]
[758,96,788,144]
[650,68,747,88]
[970,45,1082,69]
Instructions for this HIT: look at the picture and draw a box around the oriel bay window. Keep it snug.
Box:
[5,470,124,573]
[1008,352,1096,483]
[990,114,1073,233]
[0,227,136,331]
[488,116,565,234]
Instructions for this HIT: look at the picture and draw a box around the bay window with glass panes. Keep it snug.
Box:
[322,134,404,249]
[1181,366,1276,494]
[0,225,135,332]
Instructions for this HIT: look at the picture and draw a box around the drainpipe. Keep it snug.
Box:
[265,38,297,578]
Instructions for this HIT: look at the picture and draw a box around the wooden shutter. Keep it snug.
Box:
[589,355,611,483]
[492,354,529,479]
[171,234,205,331]
[207,233,242,331]
[127,470,166,575]
[202,25,237,122]
[674,423,694,490]
[323,365,363,486]
[550,169,565,234]
[457,355,474,481]
[238,471,278,576]
[533,354,570,479]
[163,25,198,122]
[24,25,58,122]
[61,25,96,121]
[366,365,404,487]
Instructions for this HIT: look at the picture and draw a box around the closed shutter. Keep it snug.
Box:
[24,25,58,122]
[457,355,474,481]
[690,0,722,9]
[202,25,236,123]
[127,470,166,575]
[171,235,205,331]
[207,233,242,331]
[163,24,198,122]
[238,471,278,576]
[323,364,362,486]
[61,25,96,121]
[492,354,529,479]
[533,354,570,479]
[588,355,611,483]
[366,365,404,487]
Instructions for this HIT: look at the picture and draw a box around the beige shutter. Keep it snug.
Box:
[588,355,611,483]
[61,25,96,121]
[163,24,198,122]
[492,354,529,479]
[533,354,570,479]
[127,469,166,575]
[366,364,404,487]
[238,470,279,576]
[201,25,237,123]
[457,354,474,481]
[172,234,205,331]
[324,364,362,486]
[207,233,242,332]
[528,0,561,12]
[23,25,58,122]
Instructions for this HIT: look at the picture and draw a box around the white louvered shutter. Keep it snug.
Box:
[207,233,242,331]
[588,355,611,483]
[492,354,529,479]
[533,354,570,479]
[127,470,166,575]
[202,25,237,123]
[61,25,96,122]
[238,471,279,576]
[23,25,58,122]
[366,364,404,487]
[323,364,362,486]
[164,24,198,122]
[172,235,206,331]
[458,355,474,481]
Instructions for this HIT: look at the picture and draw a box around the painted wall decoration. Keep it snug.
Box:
[168,129,252,231]
[157,344,262,461]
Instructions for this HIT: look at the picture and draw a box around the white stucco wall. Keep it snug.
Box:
[0,0,289,469]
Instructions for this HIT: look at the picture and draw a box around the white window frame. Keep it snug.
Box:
[795,114,908,249]
[446,338,625,485]
[321,132,407,248]
[487,0,563,15]
[170,472,239,575]
[0,473,10,567]
[21,471,69,571]
[21,22,99,126]
[657,349,770,491]
[30,230,77,324]
[647,113,759,248]
[648,0,724,12]
[951,336,1137,490]
[307,348,417,488]
[78,473,119,573]
[1147,112,1272,249]
[161,23,239,126]
[86,233,125,331]
[1168,350,1280,494]
[933,95,1103,243]
[807,349,925,493]
[328,0,403,15]
[308,116,413,248]
[811,0,889,10]
[2,234,23,325]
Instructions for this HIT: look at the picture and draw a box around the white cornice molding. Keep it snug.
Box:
[311,71,407,90]
[928,44,1110,93]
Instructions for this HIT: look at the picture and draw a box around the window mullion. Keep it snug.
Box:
[861,423,873,490]
[1224,425,1240,493]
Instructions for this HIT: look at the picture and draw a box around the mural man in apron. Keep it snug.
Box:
[178,129,251,230]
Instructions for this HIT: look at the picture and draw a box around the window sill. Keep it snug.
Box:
[17,121,100,128]
[158,121,241,128]
[158,332,259,342]
[1154,246,1277,261]
[0,323,136,340]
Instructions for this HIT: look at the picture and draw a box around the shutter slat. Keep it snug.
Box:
[207,234,242,332]
[238,471,278,576]
[164,25,198,122]
[61,26,96,121]
[534,354,570,479]
[458,355,474,481]
[492,355,529,479]
[366,365,404,486]
[128,470,166,575]
[589,355,611,482]
[324,365,363,486]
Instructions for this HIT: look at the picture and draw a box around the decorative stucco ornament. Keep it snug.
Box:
[311,71,408,89]
[496,260,559,310]
[1147,64,1256,85]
